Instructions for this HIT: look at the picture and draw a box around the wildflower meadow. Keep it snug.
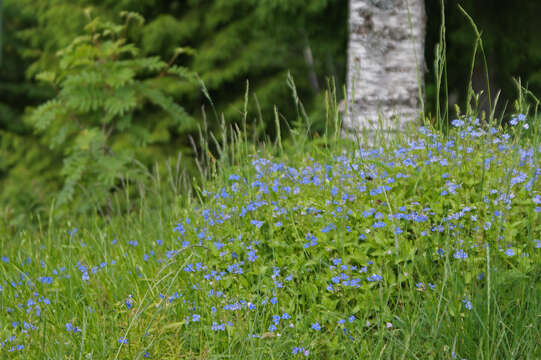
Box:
[0,111,540,359]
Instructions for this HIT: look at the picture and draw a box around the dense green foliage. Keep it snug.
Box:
[0,0,347,224]
[0,112,539,358]
[2,0,541,225]
[28,13,197,212]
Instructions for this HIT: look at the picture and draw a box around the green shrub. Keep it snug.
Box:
[27,12,196,214]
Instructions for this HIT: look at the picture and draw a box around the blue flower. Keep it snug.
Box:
[462,299,472,310]
[367,274,382,282]
[453,249,468,260]
[118,337,128,344]
[504,248,515,257]
[211,322,226,331]
[251,220,264,229]
[451,119,464,127]
[125,295,134,309]
[311,322,321,331]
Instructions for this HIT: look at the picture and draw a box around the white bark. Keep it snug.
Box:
[345,0,426,143]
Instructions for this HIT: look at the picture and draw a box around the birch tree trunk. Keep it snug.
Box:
[345,0,426,143]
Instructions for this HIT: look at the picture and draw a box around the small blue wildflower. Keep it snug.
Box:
[453,249,468,260]
[251,220,264,229]
[367,274,382,282]
[247,250,258,262]
[372,221,386,229]
[477,272,484,281]
[125,295,134,309]
[311,322,321,331]
[504,248,515,257]
[118,337,128,344]
[211,322,226,331]
[462,299,472,310]
[321,223,336,233]
[292,347,310,356]
[451,119,464,127]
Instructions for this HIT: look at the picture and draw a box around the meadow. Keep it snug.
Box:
[0,105,540,359]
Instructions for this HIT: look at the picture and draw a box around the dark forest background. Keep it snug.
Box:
[1,0,540,226]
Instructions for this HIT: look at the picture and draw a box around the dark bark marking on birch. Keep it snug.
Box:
[354,10,373,35]
[369,0,397,11]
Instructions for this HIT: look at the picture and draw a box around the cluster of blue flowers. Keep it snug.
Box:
[0,116,539,357]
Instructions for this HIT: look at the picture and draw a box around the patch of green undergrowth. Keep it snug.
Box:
[0,107,540,359]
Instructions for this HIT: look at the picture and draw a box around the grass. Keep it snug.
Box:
[0,101,540,359]
[1,7,540,356]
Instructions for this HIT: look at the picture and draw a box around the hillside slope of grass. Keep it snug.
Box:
[0,114,540,359]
